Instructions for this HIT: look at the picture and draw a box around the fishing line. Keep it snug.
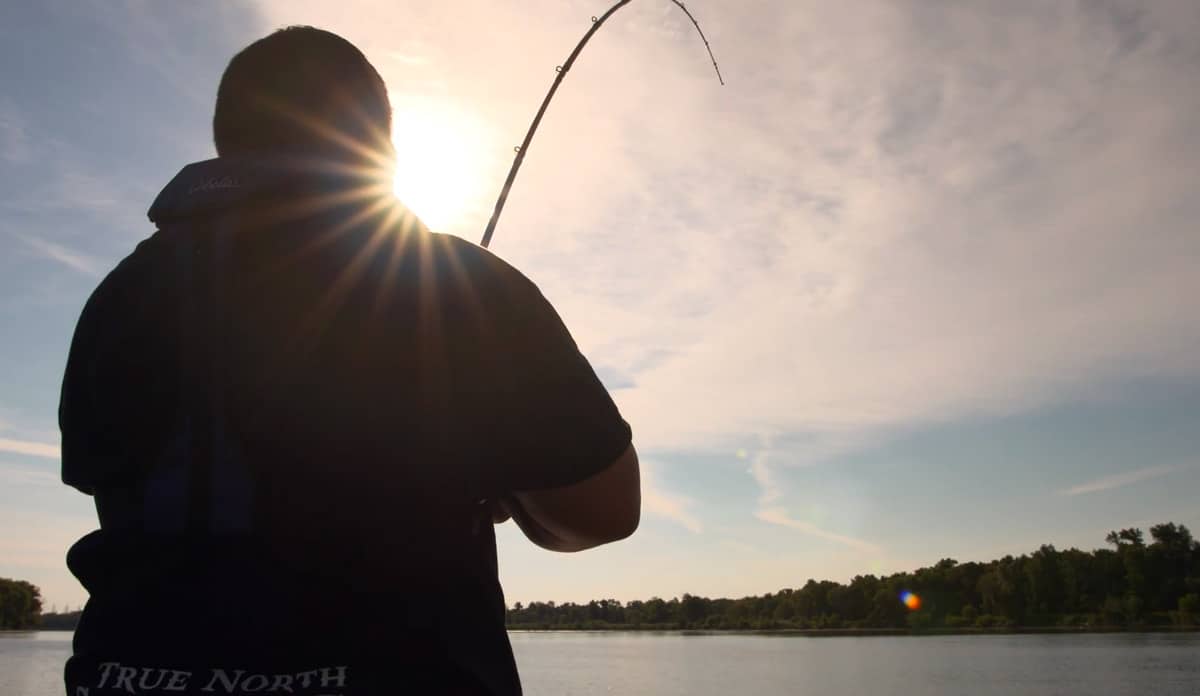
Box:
[479,0,723,248]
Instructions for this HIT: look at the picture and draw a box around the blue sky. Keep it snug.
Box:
[2,0,1198,610]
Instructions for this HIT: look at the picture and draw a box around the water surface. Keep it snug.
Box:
[0,632,71,696]
[510,632,1199,695]
[4,630,1198,695]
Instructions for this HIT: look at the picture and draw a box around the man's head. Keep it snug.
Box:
[213,26,392,162]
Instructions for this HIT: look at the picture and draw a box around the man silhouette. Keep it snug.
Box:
[60,26,639,695]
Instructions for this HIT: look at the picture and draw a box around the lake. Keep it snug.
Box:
[4,630,1198,695]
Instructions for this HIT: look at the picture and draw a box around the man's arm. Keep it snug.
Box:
[495,443,640,552]
[470,251,639,549]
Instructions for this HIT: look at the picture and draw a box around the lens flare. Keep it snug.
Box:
[900,591,921,611]
[389,97,494,235]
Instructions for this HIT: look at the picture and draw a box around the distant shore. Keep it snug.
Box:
[508,625,1200,636]
[11,625,1200,636]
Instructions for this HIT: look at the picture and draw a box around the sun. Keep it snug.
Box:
[389,97,494,236]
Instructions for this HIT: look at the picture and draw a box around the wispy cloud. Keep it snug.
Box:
[747,445,880,553]
[0,99,30,163]
[755,507,881,555]
[748,449,779,505]
[641,460,703,533]
[0,462,59,486]
[386,50,430,66]
[1060,465,1179,496]
[0,437,61,459]
[19,235,104,276]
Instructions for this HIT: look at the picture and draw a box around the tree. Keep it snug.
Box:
[961,604,979,623]
[1024,545,1064,618]
[1149,523,1191,549]
[680,593,707,626]
[1106,528,1145,548]
[1147,523,1196,611]
[0,578,43,630]
[643,597,671,625]
[1174,594,1199,626]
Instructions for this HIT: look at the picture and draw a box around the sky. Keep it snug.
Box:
[2,0,1198,612]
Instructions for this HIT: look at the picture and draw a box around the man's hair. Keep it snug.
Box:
[213,26,392,158]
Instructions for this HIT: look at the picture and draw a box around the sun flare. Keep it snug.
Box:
[389,98,493,235]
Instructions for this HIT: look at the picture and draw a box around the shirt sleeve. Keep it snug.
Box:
[59,258,134,493]
[477,272,632,494]
[60,236,180,494]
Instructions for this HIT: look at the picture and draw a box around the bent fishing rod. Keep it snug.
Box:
[479,0,723,249]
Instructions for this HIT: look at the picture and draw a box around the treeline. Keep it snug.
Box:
[507,522,1200,631]
[40,610,83,630]
[0,577,42,630]
[10,523,1199,634]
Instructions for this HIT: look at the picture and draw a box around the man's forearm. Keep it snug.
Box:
[498,496,594,553]
[496,445,640,552]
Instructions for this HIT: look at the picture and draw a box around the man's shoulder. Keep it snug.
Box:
[427,232,519,274]
[425,232,539,299]
[78,231,171,315]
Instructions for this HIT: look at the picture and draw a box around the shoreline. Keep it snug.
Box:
[508,625,1200,636]
[12,626,1199,636]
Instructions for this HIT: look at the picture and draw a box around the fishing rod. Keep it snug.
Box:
[479,0,723,249]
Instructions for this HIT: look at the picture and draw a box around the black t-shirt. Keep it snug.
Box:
[59,157,632,695]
